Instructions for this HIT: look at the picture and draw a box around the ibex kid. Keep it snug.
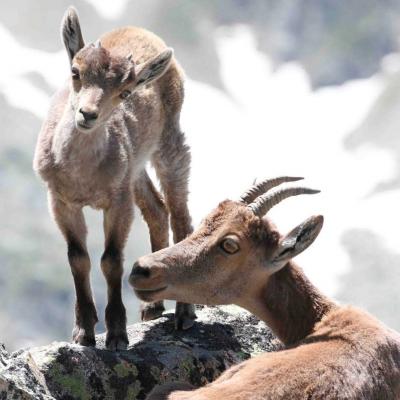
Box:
[34,7,195,351]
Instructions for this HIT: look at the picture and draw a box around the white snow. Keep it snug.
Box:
[83,0,129,20]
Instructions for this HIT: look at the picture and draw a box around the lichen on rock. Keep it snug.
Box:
[0,306,277,400]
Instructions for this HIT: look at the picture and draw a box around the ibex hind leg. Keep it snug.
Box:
[134,170,169,321]
[152,123,197,330]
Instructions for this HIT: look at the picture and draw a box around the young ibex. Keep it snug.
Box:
[33,7,195,351]
[130,177,400,399]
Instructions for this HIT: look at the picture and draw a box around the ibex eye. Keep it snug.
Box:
[120,90,131,99]
[220,236,240,254]
[71,67,80,80]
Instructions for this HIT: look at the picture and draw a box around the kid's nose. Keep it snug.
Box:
[79,108,98,121]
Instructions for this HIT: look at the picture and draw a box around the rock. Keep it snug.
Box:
[0,344,8,367]
[0,306,277,400]
[0,344,53,400]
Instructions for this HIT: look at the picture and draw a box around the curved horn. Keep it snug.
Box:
[240,176,303,204]
[248,187,320,217]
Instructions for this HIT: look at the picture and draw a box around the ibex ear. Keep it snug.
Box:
[135,48,173,88]
[270,215,324,269]
[61,7,85,64]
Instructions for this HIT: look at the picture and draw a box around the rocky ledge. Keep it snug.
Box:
[0,306,277,400]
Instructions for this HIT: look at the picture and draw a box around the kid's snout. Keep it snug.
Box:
[75,106,99,130]
[79,107,98,122]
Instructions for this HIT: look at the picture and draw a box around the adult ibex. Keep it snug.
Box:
[33,7,195,351]
[130,177,400,399]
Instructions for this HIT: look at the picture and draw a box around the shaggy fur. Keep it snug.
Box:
[130,197,400,399]
[33,7,196,351]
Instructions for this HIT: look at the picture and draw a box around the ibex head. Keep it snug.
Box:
[61,7,173,132]
[129,177,323,308]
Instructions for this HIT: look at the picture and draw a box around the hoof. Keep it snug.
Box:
[141,301,165,321]
[106,332,128,351]
[72,326,96,347]
[175,303,197,330]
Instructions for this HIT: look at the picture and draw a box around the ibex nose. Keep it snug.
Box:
[129,261,152,287]
[131,262,151,279]
[79,108,98,122]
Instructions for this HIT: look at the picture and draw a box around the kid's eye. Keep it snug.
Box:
[220,236,240,254]
[120,90,131,99]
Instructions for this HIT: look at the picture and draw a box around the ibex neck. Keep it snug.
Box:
[247,262,335,346]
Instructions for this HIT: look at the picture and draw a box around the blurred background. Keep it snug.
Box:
[1,0,400,351]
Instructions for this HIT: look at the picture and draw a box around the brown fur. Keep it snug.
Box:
[33,7,196,350]
[130,198,400,399]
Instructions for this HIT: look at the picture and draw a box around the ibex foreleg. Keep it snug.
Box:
[101,191,133,350]
[50,194,98,346]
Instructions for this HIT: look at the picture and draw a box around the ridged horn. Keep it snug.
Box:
[240,176,303,204]
[248,187,320,216]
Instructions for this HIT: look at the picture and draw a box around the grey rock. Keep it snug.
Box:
[0,344,8,367]
[0,346,52,400]
[0,306,277,400]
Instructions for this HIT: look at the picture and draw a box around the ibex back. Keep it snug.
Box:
[130,177,400,399]
[33,7,195,351]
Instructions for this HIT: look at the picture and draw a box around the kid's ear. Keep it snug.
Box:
[270,215,324,269]
[135,48,173,88]
[61,7,85,64]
